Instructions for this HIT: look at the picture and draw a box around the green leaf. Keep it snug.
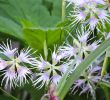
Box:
[100,81,110,100]
[57,39,110,100]
[23,28,64,51]
[0,0,63,42]
[23,83,44,100]
[0,16,22,39]
[106,47,110,57]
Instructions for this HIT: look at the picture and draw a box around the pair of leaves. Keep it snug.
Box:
[0,0,62,35]
[23,27,64,51]
[0,0,64,51]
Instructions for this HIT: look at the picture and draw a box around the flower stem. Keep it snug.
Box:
[101,53,108,77]
[62,0,66,21]
[0,87,18,100]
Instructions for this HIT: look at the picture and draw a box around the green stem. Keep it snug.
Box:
[101,52,109,76]
[99,81,110,100]
[99,81,110,88]
[62,0,66,21]
[103,87,110,100]
[44,40,48,61]
[0,87,18,100]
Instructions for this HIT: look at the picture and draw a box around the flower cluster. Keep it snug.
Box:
[0,40,36,88]
[71,65,102,99]
[57,27,109,98]
[58,28,99,61]
[33,48,70,88]
[67,0,110,30]
[0,35,109,100]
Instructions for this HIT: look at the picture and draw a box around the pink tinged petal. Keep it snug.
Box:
[0,40,17,58]
[17,67,31,86]
[18,52,29,63]
[90,66,101,74]
[37,60,49,70]
[77,80,84,85]
[88,42,98,51]
[52,75,61,85]
[36,56,49,70]
[98,10,107,20]
[76,57,82,66]
[48,84,59,100]
[73,79,85,91]
[50,96,59,100]
[4,49,16,58]
[2,68,16,88]
[17,67,30,76]
[107,33,110,39]
[52,51,61,65]
[33,73,50,88]
[69,47,77,57]
[76,80,85,86]
[89,17,98,30]
[92,0,105,4]
[66,47,77,57]
[74,0,86,7]
[41,73,50,81]
[78,33,89,43]
[18,48,36,65]
[77,12,86,21]
[0,60,7,70]
[80,85,90,95]
[40,61,47,69]
[59,45,77,58]
[17,67,31,84]
[60,64,68,73]
[91,76,101,82]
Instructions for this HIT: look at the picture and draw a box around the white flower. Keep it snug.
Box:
[33,48,69,88]
[52,49,62,65]
[75,56,83,66]
[0,40,17,59]
[76,29,99,55]
[59,29,99,60]
[1,66,17,89]
[70,10,87,27]
[51,75,61,85]
[71,0,86,6]
[58,44,77,59]
[0,40,36,88]
[87,41,99,51]
[77,31,90,43]
[16,66,31,86]
[72,66,102,99]
[92,0,105,4]
[89,16,99,30]
[17,47,36,65]
[33,72,50,88]
[107,33,110,39]
[0,59,7,70]
[35,56,51,70]
[68,0,109,30]
[60,63,69,73]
